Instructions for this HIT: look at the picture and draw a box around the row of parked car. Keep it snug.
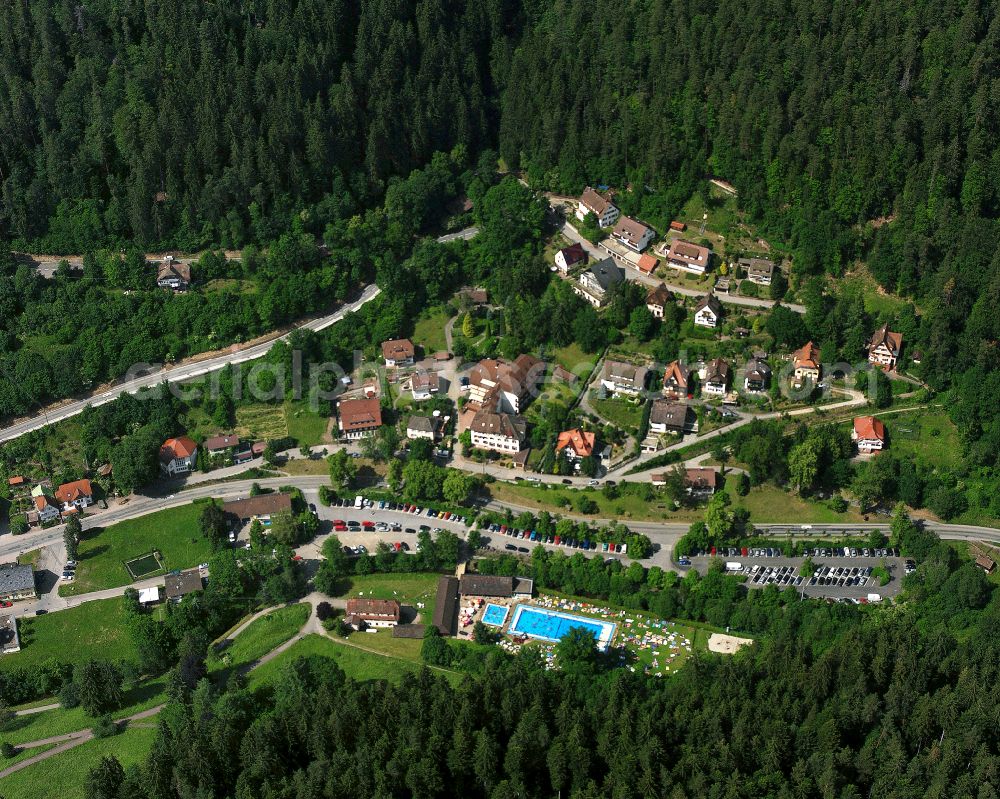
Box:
[689,545,902,560]
[485,523,627,555]
[808,565,877,587]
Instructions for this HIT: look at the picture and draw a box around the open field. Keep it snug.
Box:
[411,306,452,354]
[0,726,157,799]
[882,409,960,469]
[60,502,212,595]
[284,400,331,446]
[0,597,139,671]
[247,633,454,685]
[209,603,310,672]
[279,458,331,476]
[490,478,860,524]
[235,403,287,440]
[544,342,595,373]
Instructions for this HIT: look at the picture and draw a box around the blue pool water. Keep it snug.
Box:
[508,605,616,651]
[482,604,509,627]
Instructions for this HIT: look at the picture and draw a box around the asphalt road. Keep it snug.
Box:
[0,285,380,444]
[436,226,479,243]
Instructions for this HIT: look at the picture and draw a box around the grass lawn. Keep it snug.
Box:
[411,306,452,354]
[1,742,57,770]
[209,603,310,672]
[835,267,911,317]
[544,342,596,374]
[284,400,330,446]
[490,482,691,522]
[15,549,41,569]
[60,502,213,596]
[235,403,288,441]
[247,633,458,686]
[0,598,139,672]
[0,676,167,746]
[882,409,960,469]
[280,458,331,476]
[590,395,645,430]
[725,481,864,523]
[0,726,158,799]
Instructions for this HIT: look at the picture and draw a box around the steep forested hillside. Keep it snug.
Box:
[0,0,514,250]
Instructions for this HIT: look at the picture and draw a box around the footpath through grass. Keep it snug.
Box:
[0,726,157,799]
[61,502,213,596]
[209,603,310,673]
[0,676,167,746]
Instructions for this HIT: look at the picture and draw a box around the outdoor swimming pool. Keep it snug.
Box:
[482,604,509,627]
[508,604,616,651]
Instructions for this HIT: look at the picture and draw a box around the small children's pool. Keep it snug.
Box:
[482,603,509,627]
[508,605,616,651]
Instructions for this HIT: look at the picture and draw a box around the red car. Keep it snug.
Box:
[0,601,11,609]
[291,554,303,561]
[362,520,374,527]
[333,520,346,526]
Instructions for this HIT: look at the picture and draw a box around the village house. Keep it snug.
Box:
[693,294,722,328]
[670,220,687,232]
[55,478,94,513]
[406,414,439,441]
[469,410,526,454]
[0,564,36,603]
[740,257,775,286]
[338,397,383,439]
[867,324,903,369]
[646,284,674,319]
[381,338,415,368]
[666,240,712,274]
[662,360,691,399]
[792,341,822,384]
[467,355,542,414]
[852,416,887,454]
[159,436,198,476]
[165,568,203,603]
[204,434,240,457]
[684,468,719,497]
[156,256,190,290]
[555,428,596,462]
[611,217,655,252]
[575,187,620,228]
[574,257,625,308]
[601,360,649,397]
[410,371,440,400]
[32,494,60,525]
[743,358,772,393]
[554,243,588,273]
[701,358,731,397]
[648,400,692,436]
[345,598,401,630]
[223,494,293,527]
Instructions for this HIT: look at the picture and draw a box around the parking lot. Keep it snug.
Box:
[684,545,912,601]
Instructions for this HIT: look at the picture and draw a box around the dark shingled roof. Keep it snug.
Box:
[459,574,514,597]
[433,576,460,636]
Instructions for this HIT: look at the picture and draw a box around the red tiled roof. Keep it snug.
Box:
[555,428,595,458]
[793,341,821,370]
[868,324,903,355]
[346,598,401,620]
[663,360,689,389]
[684,468,718,490]
[339,398,383,432]
[55,479,93,504]
[637,253,659,274]
[558,243,587,266]
[160,436,198,463]
[580,187,612,215]
[204,434,239,451]
[7,476,25,487]
[381,338,415,361]
[853,416,886,441]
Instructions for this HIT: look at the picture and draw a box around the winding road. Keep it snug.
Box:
[0,284,381,445]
